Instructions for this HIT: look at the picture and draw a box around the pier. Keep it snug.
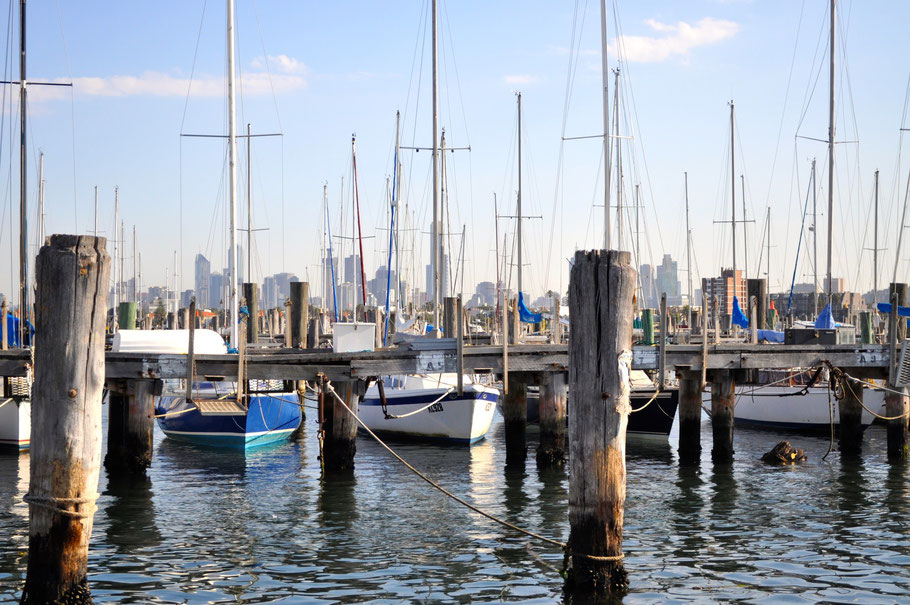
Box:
[13,236,910,602]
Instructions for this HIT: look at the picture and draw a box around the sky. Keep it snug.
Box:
[2,0,910,308]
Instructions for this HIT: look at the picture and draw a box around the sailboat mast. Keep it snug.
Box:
[730,100,737,284]
[873,169,879,304]
[600,0,611,250]
[321,182,327,314]
[825,0,835,304]
[113,186,119,329]
[247,123,252,286]
[766,206,771,312]
[614,69,622,248]
[227,0,239,347]
[685,172,692,308]
[431,0,440,333]
[93,186,98,236]
[18,0,27,347]
[516,92,522,296]
[494,193,500,317]
[37,151,44,245]
[741,174,748,280]
[812,158,818,316]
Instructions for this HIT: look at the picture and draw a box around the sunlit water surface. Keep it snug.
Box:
[1,409,909,603]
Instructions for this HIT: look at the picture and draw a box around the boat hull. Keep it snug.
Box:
[361,377,499,443]
[0,398,29,450]
[156,393,301,449]
[703,386,885,431]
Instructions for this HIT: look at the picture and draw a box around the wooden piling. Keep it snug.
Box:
[443,297,457,338]
[838,377,864,457]
[104,380,158,475]
[22,234,109,604]
[564,249,635,596]
[677,371,703,466]
[323,379,365,472]
[886,283,909,460]
[1,298,7,349]
[290,281,309,348]
[284,298,292,348]
[710,371,735,463]
[536,371,567,467]
[503,373,528,466]
[308,314,322,350]
[243,283,258,344]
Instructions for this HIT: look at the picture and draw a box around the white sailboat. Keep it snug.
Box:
[357,0,498,443]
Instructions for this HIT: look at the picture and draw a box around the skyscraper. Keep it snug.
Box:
[194,253,211,308]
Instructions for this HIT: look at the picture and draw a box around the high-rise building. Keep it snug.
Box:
[194,254,211,308]
[656,254,681,306]
[209,272,224,308]
[703,268,747,324]
[639,264,657,309]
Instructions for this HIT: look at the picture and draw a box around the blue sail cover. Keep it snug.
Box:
[814,303,835,329]
[731,296,749,329]
[877,303,910,317]
[518,292,542,324]
[4,314,32,347]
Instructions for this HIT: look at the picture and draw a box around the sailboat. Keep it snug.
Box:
[357,1,499,443]
[151,0,300,448]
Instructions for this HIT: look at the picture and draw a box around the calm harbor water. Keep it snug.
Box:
[2,408,909,603]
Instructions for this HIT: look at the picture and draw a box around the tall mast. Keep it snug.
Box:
[322,182,328,314]
[766,206,771,304]
[113,186,119,330]
[132,225,137,301]
[227,0,239,346]
[247,123,252,286]
[37,151,44,245]
[825,0,835,304]
[494,193,500,317]
[600,0,611,249]
[685,172,692,308]
[812,158,818,315]
[516,92,522,296]
[431,0,440,333]
[873,169,879,304]
[18,0,27,347]
[730,100,737,286]
[741,174,748,281]
[614,69,622,248]
[384,111,401,346]
[93,186,98,236]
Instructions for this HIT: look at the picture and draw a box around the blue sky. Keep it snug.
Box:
[2,0,909,307]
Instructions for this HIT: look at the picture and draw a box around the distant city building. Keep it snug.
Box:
[656,254,681,306]
[476,281,496,307]
[180,289,194,309]
[639,264,657,309]
[209,272,224,308]
[194,253,211,308]
[703,268,747,326]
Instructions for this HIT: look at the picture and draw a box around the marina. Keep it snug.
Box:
[1,0,910,602]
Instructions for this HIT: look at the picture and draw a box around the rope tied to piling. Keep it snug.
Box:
[323,380,626,565]
[23,493,99,518]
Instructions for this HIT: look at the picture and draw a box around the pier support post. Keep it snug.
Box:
[677,371,703,466]
[22,234,109,604]
[243,283,258,344]
[503,373,528,466]
[564,249,635,597]
[309,313,322,349]
[291,282,309,348]
[443,297,457,338]
[536,371,567,467]
[838,379,864,457]
[324,379,365,472]
[886,283,909,460]
[710,371,735,463]
[104,380,158,476]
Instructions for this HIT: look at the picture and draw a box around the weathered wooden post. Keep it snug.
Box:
[309,313,322,350]
[838,376,864,457]
[290,281,309,348]
[677,371,703,466]
[658,294,667,387]
[1,298,8,349]
[503,373,528,466]
[284,298,292,347]
[564,249,635,596]
[243,283,258,344]
[119,301,137,330]
[747,278,767,330]
[711,371,735,463]
[443,297,457,338]
[324,379,365,472]
[886,283,909,460]
[536,371,567,467]
[104,380,158,476]
[22,235,109,604]
[511,295,520,344]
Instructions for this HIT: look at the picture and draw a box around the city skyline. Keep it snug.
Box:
[1,1,908,311]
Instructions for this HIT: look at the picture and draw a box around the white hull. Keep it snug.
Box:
[0,398,29,450]
[704,386,885,430]
[361,374,499,443]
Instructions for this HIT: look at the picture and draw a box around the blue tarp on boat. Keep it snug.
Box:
[757,329,785,344]
[518,292,542,324]
[4,313,33,347]
[876,302,910,317]
[814,303,835,329]
[731,296,749,329]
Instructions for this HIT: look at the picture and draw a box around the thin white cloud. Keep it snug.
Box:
[611,17,739,63]
[250,54,307,75]
[504,74,539,85]
[31,66,306,101]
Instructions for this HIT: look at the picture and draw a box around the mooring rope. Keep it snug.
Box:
[384,386,456,419]
[629,388,660,413]
[23,493,99,518]
[324,381,624,563]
